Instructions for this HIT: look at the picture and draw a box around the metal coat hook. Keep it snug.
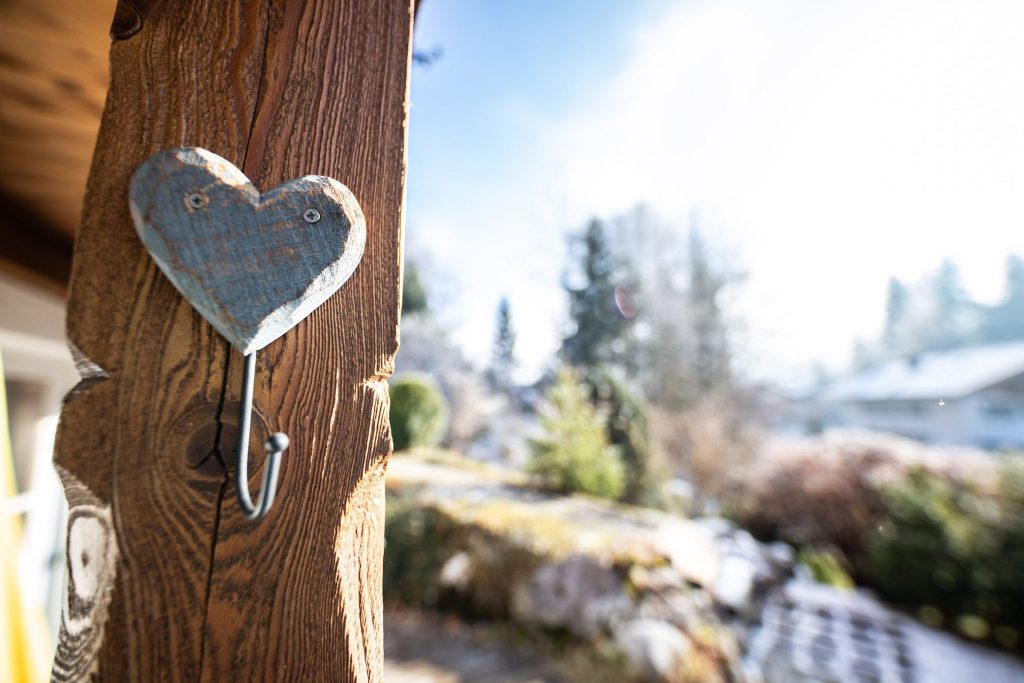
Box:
[129,147,366,523]
[235,352,288,521]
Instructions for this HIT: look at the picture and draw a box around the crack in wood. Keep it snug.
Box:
[194,0,274,667]
[197,477,228,680]
[240,0,274,174]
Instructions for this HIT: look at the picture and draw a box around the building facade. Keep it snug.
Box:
[823,343,1024,450]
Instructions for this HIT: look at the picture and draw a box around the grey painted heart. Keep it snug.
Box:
[129,147,366,354]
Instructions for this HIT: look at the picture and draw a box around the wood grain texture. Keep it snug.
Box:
[130,147,366,354]
[52,0,412,680]
[50,463,119,683]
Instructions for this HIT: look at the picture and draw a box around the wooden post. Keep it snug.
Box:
[51,1,412,680]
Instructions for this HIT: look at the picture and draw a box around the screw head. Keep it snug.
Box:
[303,208,321,223]
[186,192,208,209]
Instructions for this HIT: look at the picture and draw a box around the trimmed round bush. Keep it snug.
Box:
[389,374,448,451]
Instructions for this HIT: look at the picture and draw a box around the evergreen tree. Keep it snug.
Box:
[883,277,910,353]
[687,226,731,395]
[489,296,516,391]
[927,259,976,351]
[982,255,1024,342]
[610,209,738,408]
[402,262,428,316]
[637,289,695,409]
[528,368,624,499]
[585,366,661,505]
[615,210,696,409]
[862,257,1016,365]
[561,219,635,368]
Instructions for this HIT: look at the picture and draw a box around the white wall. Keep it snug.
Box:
[0,271,77,647]
[965,390,1024,450]
[832,398,970,447]
[831,388,1024,451]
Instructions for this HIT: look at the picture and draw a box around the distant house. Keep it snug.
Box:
[822,342,1024,450]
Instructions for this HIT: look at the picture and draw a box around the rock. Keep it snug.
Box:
[650,516,793,616]
[613,619,692,683]
[510,554,629,637]
[634,588,708,633]
[695,516,736,539]
[731,529,767,560]
[765,542,795,570]
[580,591,635,636]
[438,551,474,591]
[713,553,759,612]
[654,518,720,588]
[630,564,686,593]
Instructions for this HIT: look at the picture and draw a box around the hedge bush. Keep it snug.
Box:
[389,374,449,451]
[723,432,1024,649]
[722,435,887,557]
[864,462,1024,647]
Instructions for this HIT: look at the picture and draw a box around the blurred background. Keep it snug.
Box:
[3,1,1024,682]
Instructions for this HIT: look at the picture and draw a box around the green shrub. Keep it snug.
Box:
[863,461,1024,647]
[722,434,1024,649]
[798,548,854,589]
[585,366,663,506]
[383,492,540,618]
[529,368,625,499]
[389,374,448,451]
[383,497,451,606]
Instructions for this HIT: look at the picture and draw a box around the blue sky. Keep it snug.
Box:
[405,0,1024,385]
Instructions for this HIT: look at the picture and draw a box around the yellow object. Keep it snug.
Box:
[0,350,52,682]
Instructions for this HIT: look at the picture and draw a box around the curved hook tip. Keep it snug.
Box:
[266,432,289,453]
[235,352,288,522]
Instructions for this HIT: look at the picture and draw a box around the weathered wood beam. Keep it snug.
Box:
[51,1,412,680]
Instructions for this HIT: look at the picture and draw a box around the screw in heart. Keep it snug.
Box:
[131,147,368,522]
[186,192,208,210]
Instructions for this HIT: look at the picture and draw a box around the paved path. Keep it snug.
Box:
[746,581,1024,683]
[384,610,557,683]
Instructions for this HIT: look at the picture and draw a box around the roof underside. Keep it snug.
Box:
[0,0,116,295]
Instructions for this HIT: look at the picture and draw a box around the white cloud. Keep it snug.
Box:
[413,0,1024,385]
[543,0,1024,382]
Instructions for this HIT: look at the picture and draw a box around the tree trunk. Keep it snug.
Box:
[51,1,412,680]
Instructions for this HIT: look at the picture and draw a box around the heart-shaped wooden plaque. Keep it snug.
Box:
[129,148,366,354]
